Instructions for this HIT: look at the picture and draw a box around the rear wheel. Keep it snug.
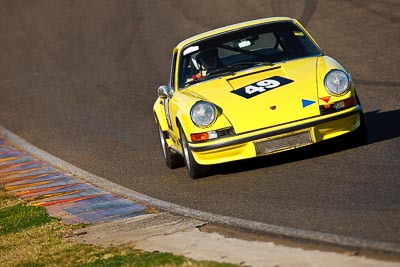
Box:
[158,124,183,169]
[179,127,207,179]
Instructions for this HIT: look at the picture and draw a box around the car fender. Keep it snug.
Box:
[171,95,199,141]
[153,98,169,131]
[172,91,233,142]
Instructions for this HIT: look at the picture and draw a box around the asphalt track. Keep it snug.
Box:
[0,0,399,249]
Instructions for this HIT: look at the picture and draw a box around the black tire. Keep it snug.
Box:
[340,92,368,147]
[179,127,207,179]
[158,124,183,169]
[342,111,368,147]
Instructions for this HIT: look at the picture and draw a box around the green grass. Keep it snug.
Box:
[0,204,55,234]
[0,188,237,267]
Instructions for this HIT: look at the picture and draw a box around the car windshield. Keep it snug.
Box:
[178,21,322,88]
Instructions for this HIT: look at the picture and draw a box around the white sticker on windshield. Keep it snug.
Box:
[183,46,199,56]
[238,40,252,48]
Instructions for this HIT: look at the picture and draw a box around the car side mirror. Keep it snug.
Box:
[157,85,174,99]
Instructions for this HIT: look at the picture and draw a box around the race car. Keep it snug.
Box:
[153,17,367,179]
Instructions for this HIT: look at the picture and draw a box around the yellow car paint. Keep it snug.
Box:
[154,17,366,178]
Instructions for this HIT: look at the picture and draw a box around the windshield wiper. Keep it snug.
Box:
[184,61,274,86]
[207,61,274,76]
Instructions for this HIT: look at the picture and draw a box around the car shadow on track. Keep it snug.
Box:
[364,109,400,144]
[205,109,400,177]
[211,140,345,176]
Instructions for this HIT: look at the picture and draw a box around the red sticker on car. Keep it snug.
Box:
[320,96,331,103]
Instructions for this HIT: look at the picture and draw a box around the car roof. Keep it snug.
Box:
[174,17,296,51]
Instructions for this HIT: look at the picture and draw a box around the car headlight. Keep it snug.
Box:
[324,70,350,95]
[190,101,217,127]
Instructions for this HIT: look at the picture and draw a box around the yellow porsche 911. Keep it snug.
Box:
[153,17,367,178]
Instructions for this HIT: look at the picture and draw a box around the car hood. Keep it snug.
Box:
[186,57,321,134]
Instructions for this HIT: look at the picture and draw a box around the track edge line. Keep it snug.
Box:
[0,124,398,254]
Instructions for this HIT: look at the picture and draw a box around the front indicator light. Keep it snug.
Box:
[320,96,356,114]
[191,131,218,142]
[337,97,356,109]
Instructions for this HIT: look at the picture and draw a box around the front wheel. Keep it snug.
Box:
[158,125,183,169]
[179,127,208,179]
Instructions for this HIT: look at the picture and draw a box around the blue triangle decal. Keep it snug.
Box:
[302,99,316,108]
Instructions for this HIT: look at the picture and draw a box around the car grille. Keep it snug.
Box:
[254,130,313,156]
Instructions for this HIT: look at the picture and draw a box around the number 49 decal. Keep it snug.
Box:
[231,76,294,99]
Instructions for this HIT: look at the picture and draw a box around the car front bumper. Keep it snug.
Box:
[188,105,363,165]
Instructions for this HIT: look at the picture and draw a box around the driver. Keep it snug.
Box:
[192,48,220,80]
